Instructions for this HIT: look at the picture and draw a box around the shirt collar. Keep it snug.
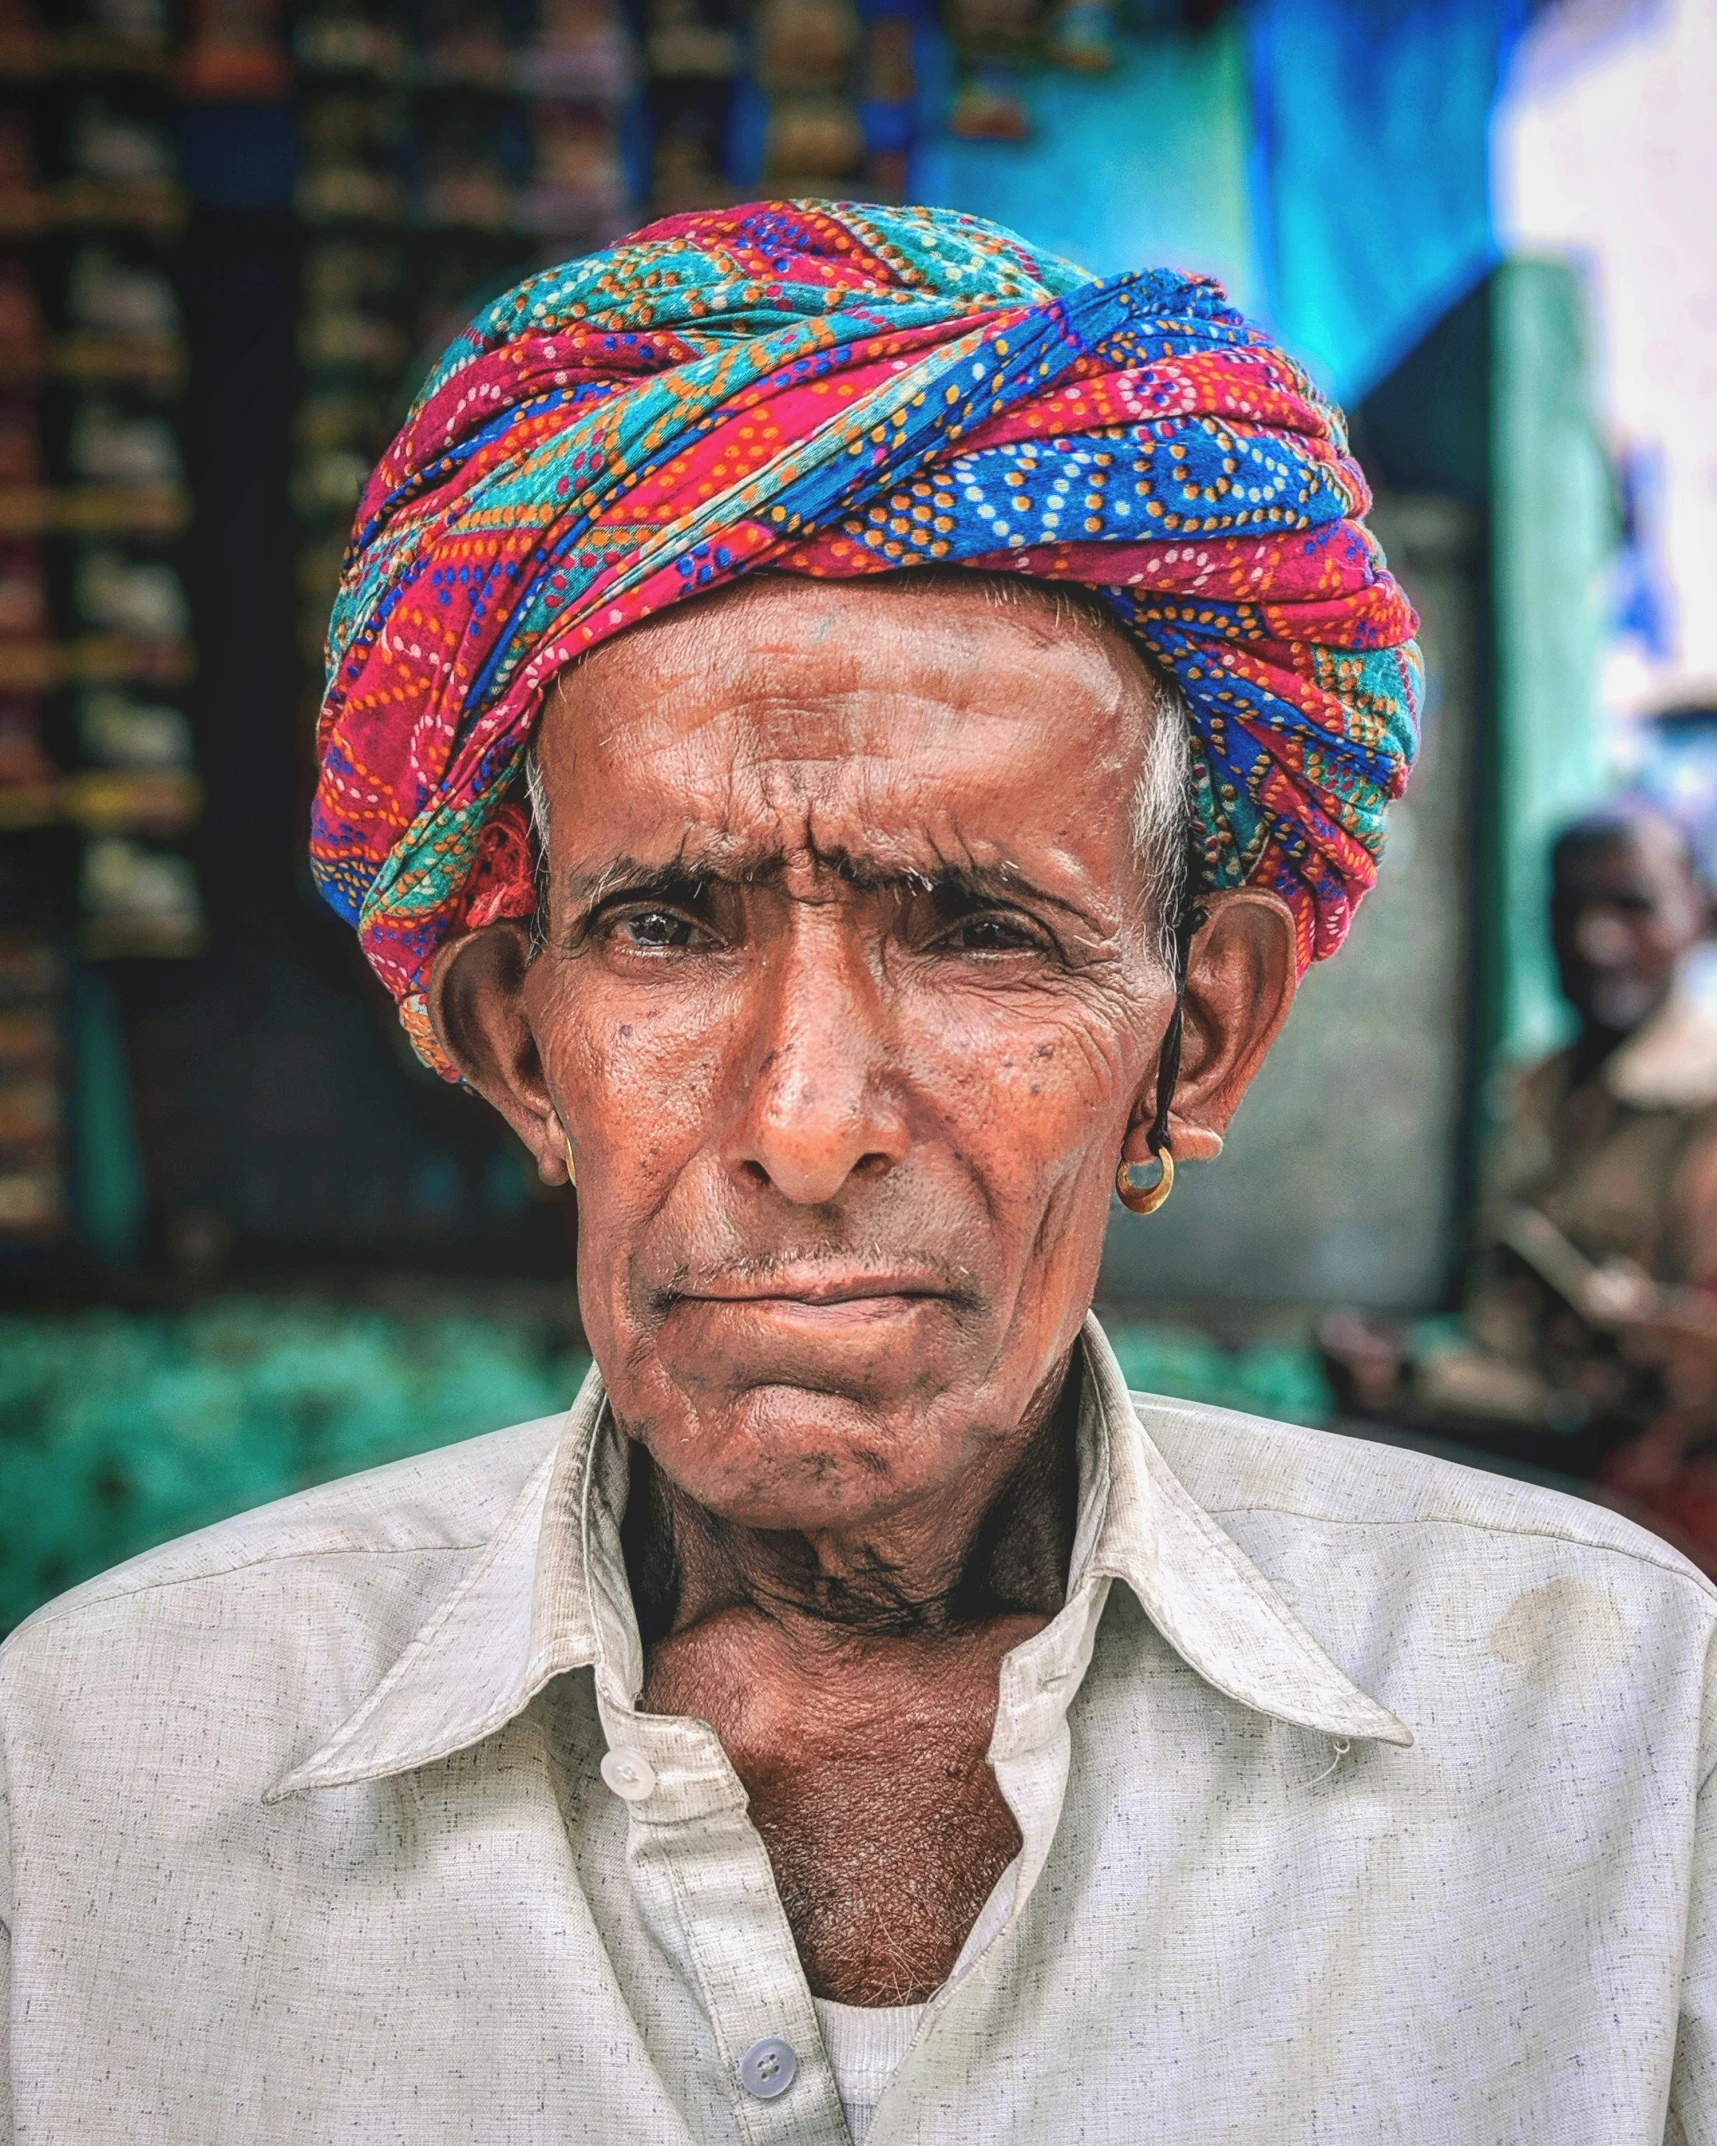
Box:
[269,1312,1407,1800]
[1601,978,1717,1109]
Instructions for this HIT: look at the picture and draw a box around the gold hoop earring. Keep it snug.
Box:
[563,1136,576,1188]
[1116,1147,1174,1215]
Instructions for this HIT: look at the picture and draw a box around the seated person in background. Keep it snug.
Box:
[1328,801,1717,1521]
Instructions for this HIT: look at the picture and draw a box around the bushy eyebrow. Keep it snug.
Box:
[557,843,1099,927]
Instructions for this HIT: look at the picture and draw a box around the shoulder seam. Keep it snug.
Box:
[1206,1499,1717,1602]
[5,1538,489,1648]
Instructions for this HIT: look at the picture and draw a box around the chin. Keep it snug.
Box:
[646,1382,951,1533]
[644,1292,969,1415]
[1590,991,1659,1033]
[594,1277,1037,1530]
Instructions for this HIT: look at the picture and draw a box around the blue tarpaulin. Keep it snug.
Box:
[916,0,1527,405]
[1246,0,1528,398]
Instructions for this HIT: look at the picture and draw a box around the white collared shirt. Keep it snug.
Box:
[3,1314,1716,2143]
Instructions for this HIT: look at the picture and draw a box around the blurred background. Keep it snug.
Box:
[2,0,1714,1627]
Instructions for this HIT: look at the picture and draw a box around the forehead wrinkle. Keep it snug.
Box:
[552,726,1131,920]
[567,642,1144,769]
[542,595,1154,926]
[550,612,1153,820]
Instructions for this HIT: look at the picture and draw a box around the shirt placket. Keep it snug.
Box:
[592,1689,853,2146]
[577,1424,849,2145]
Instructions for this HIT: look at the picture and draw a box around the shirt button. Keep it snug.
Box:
[599,1749,657,1801]
[737,2037,798,2100]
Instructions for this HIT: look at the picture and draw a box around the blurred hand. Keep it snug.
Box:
[1618,1293,1717,1405]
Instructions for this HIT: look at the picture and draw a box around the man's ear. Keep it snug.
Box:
[1121,887,1297,1168]
[428,921,571,1185]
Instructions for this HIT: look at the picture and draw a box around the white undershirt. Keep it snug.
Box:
[810,1854,1022,2139]
[812,1998,926,2142]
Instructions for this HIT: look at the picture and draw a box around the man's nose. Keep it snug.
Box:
[730,922,909,1206]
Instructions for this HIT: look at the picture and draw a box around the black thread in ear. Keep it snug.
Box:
[1147,885,1208,1158]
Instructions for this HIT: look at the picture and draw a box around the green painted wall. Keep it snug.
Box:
[0,1300,1331,1633]
[1489,258,1615,1064]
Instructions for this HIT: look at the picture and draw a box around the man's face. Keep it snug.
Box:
[514,577,1171,1530]
[434,575,1293,1539]
[1551,820,1707,1038]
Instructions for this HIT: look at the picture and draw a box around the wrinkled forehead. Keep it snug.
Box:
[533,574,1161,880]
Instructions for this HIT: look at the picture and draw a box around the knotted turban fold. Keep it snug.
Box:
[311,199,1422,1077]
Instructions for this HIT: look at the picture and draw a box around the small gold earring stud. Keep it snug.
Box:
[563,1135,576,1188]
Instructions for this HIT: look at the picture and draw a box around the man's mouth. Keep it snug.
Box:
[678,1270,951,1309]
[652,1260,973,1321]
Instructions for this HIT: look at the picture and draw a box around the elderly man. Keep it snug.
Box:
[1335,801,1717,1487]
[3,203,1715,2144]
[1480,803,1717,1411]
[1473,803,1717,1542]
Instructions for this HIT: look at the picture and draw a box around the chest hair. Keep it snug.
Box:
[642,1615,1040,2005]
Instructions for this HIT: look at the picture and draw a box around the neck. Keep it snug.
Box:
[621,1354,1082,1652]
[1569,1021,1626,1084]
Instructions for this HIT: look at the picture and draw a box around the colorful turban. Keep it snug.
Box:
[312,198,1421,1077]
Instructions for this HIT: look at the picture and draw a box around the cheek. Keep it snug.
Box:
[1644,920,1687,964]
[531,950,1156,1261]
[915,975,1150,1163]
[532,961,739,1193]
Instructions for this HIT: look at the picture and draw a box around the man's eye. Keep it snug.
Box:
[614,909,698,949]
[939,912,1042,954]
